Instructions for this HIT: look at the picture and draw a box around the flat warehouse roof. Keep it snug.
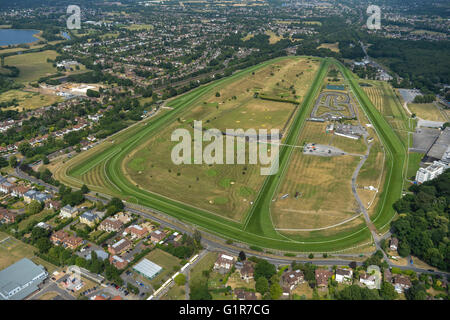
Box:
[133,258,162,279]
[0,258,47,300]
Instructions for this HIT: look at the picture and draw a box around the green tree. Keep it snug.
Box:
[9,155,17,168]
[380,281,398,300]
[174,274,186,286]
[36,237,52,253]
[80,184,89,194]
[269,282,282,300]
[254,260,276,280]
[27,200,43,215]
[189,282,211,300]
[255,277,269,294]
[0,157,8,169]
[238,251,246,261]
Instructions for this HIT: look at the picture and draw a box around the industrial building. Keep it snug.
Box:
[425,127,450,162]
[132,258,162,280]
[415,161,447,184]
[0,258,48,300]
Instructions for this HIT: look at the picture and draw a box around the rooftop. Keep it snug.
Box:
[133,258,162,279]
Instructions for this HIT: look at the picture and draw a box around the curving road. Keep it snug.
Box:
[14,166,450,279]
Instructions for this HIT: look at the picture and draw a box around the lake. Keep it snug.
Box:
[0,29,40,46]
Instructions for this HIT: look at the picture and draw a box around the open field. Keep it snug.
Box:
[406,152,424,180]
[0,89,62,111]
[52,57,403,252]
[340,64,407,232]
[17,209,55,232]
[265,30,283,44]
[408,103,447,122]
[0,232,58,272]
[4,50,59,83]
[363,81,411,146]
[271,62,385,234]
[119,57,319,221]
[124,24,154,31]
[189,251,217,285]
[162,284,185,300]
[317,42,340,53]
[272,144,360,230]
[141,248,181,289]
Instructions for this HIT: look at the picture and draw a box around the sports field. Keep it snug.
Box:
[340,66,407,232]
[53,57,406,252]
[271,63,386,236]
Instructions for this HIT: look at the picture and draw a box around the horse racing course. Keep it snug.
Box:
[53,57,406,253]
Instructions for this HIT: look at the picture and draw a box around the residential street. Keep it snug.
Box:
[15,166,450,280]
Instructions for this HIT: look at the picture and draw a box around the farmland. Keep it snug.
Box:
[53,57,405,252]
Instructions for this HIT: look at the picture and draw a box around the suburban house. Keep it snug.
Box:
[390,238,399,251]
[113,212,132,224]
[315,269,332,288]
[64,236,83,250]
[124,224,148,239]
[45,200,61,211]
[11,186,30,198]
[23,190,51,203]
[359,273,376,288]
[79,211,99,227]
[0,208,17,224]
[282,269,304,294]
[234,289,257,300]
[150,230,167,243]
[99,218,123,232]
[393,275,412,293]
[59,205,79,219]
[213,253,236,274]
[335,268,353,283]
[0,181,14,194]
[108,238,132,255]
[109,255,128,269]
[50,230,83,250]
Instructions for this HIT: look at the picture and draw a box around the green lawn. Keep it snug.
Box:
[5,50,59,83]
[141,248,181,289]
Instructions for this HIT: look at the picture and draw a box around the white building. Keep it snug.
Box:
[415,161,447,184]
[335,268,353,283]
